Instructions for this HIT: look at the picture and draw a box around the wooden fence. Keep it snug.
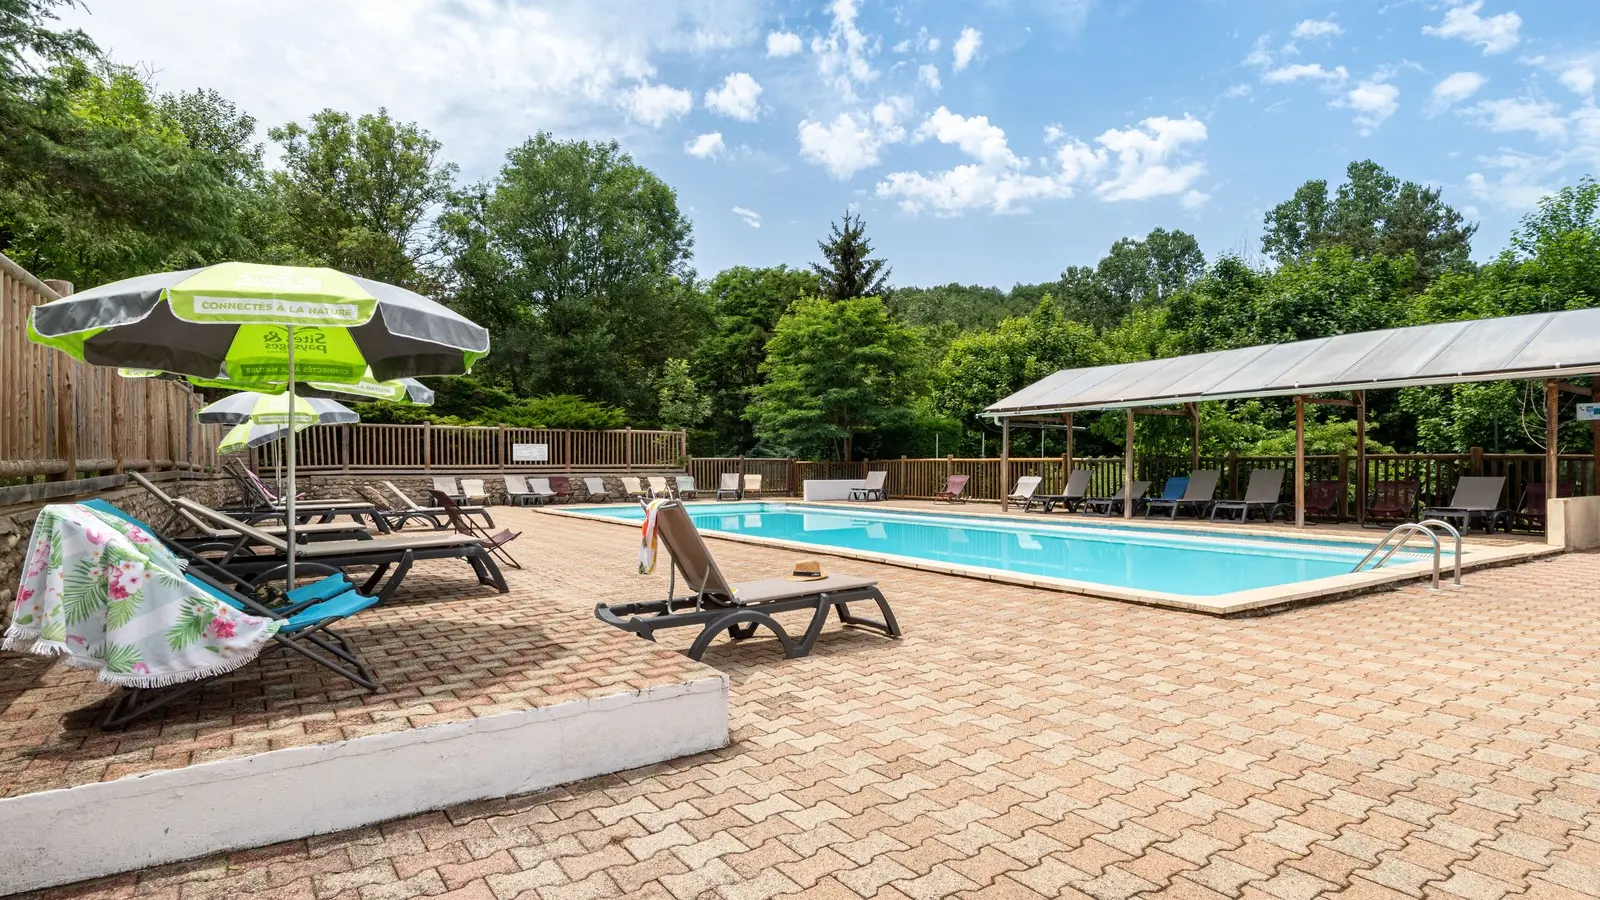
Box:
[255,424,688,473]
[1,254,222,483]
[689,451,1597,519]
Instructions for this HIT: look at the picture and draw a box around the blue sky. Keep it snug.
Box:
[68,1,1600,288]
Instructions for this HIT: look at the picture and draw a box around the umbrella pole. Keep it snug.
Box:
[286,326,297,587]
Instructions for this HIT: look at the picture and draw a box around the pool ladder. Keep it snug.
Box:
[1352,520,1462,590]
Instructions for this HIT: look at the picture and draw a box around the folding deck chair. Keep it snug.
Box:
[1006,476,1042,508]
[647,475,674,499]
[503,475,535,506]
[1210,469,1290,522]
[175,498,509,597]
[716,473,742,500]
[675,476,698,499]
[429,491,523,569]
[594,501,900,661]
[621,477,649,500]
[1422,476,1509,533]
[1032,470,1090,513]
[549,476,575,503]
[1143,470,1220,519]
[432,476,464,503]
[583,477,614,502]
[526,477,559,505]
[850,471,888,501]
[743,474,764,499]
[1503,482,1574,532]
[1365,480,1420,526]
[459,479,488,505]
[933,474,969,503]
[1083,481,1151,516]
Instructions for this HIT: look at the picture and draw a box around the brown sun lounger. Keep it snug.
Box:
[595,500,900,661]
[129,472,375,551]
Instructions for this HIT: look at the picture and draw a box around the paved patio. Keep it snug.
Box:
[21,504,1600,900]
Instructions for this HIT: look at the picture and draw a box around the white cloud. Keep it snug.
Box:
[812,0,877,100]
[684,131,725,158]
[705,72,762,121]
[1291,19,1343,39]
[952,27,982,72]
[1244,34,1276,70]
[876,110,1208,215]
[1464,97,1568,140]
[621,80,693,127]
[918,64,942,91]
[1337,79,1400,135]
[1429,72,1487,113]
[797,96,912,179]
[1466,153,1556,209]
[1223,84,1253,99]
[1423,1,1521,55]
[1560,65,1596,97]
[1043,123,1065,144]
[731,206,762,228]
[766,30,803,57]
[1262,63,1349,84]
[1093,115,1208,200]
[893,27,940,54]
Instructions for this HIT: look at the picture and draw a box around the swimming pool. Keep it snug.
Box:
[575,502,1440,598]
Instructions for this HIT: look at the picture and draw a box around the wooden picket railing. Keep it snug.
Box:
[256,424,688,473]
[688,450,1598,520]
[1,254,223,484]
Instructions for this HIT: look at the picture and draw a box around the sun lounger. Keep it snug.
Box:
[1303,479,1344,521]
[1421,476,1508,533]
[128,472,376,549]
[354,484,445,530]
[676,476,698,499]
[1032,470,1091,513]
[621,477,648,500]
[175,498,509,598]
[1007,476,1042,507]
[1503,481,1574,532]
[1210,469,1289,522]
[1083,481,1152,516]
[459,478,488,505]
[594,500,900,661]
[933,474,970,503]
[383,480,495,528]
[716,473,741,500]
[100,556,383,730]
[526,477,558,505]
[1144,470,1220,519]
[583,477,613,502]
[743,474,764,498]
[850,471,888,501]
[503,476,535,506]
[226,464,381,528]
[1365,480,1419,525]
[549,475,575,503]
[647,475,674,498]
[432,476,464,503]
[428,491,522,569]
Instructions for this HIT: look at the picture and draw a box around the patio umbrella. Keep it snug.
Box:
[122,367,437,405]
[216,421,307,455]
[196,392,361,427]
[30,261,489,583]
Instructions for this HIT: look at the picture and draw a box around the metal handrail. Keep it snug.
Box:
[1352,519,1463,589]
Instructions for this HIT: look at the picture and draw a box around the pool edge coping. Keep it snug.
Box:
[542,501,1561,616]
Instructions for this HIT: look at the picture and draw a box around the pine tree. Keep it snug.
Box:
[812,210,891,301]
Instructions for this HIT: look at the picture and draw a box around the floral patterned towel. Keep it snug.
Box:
[5,503,281,688]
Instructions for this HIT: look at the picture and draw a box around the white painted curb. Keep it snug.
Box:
[0,675,729,894]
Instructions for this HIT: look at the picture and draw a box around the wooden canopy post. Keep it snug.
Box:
[1188,403,1200,471]
[1294,395,1306,528]
[1063,412,1075,486]
[1547,380,1560,511]
[1591,381,1600,495]
[1000,417,1012,512]
[1123,409,1135,520]
[1355,391,1367,525]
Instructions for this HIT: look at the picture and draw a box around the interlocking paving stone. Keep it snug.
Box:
[11,507,1600,899]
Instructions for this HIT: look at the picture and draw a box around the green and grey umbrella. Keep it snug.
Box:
[30,261,487,583]
[197,392,361,427]
[123,367,437,405]
[217,422,308,455]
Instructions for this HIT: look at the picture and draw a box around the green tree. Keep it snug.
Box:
[691,265,818,453]
[1262,160,1475,286]
[266,108,455,285]
[656,358,711,431]
[933,298,1103,452]
[812,210,890,301]
[1095,227,1204,315]
[748,296,924,459]
[885,282,1026,330]
[441,133,704,417]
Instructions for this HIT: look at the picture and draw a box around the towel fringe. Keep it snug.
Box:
[2,625,275,689]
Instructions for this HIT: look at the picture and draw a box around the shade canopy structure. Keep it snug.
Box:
[983,308,1600,524]
[985,308,1600,417]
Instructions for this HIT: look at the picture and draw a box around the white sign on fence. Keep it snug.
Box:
[1578,403,1600,422]
[512,443,548,462]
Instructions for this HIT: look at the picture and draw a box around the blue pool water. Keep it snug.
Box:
[580,502,1434,597]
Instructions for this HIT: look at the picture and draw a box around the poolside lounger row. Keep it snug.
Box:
[595,500,899,661]
[715,473,764,500]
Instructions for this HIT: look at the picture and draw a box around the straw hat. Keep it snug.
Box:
[786,559,827,581]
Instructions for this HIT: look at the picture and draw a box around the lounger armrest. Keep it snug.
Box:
[173,498,291,553]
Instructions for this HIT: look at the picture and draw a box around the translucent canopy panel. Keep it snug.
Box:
[986,308,1600,417]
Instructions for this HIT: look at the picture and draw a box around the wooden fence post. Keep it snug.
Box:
[422,421,432,471]
[342,424,352,474]
[54,365,76,481]
[111,374,126,474]
[1470,446,1484,476]
[497,423,507,468]
[625,427,633,471]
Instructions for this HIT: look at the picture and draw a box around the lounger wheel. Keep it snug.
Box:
[688,610,793,661]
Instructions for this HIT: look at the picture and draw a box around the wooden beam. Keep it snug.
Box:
[1548,380,1560,514]
[1295,395,1306,528]
[1000,417,1012,512]
[1124,410,1135,520]
[1555,381,1588,395]
[1305,397,1355,407]
[1355,391,1367,526]
[1133,408,1188,417]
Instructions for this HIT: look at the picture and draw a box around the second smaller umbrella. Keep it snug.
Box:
[198,392,360,428]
